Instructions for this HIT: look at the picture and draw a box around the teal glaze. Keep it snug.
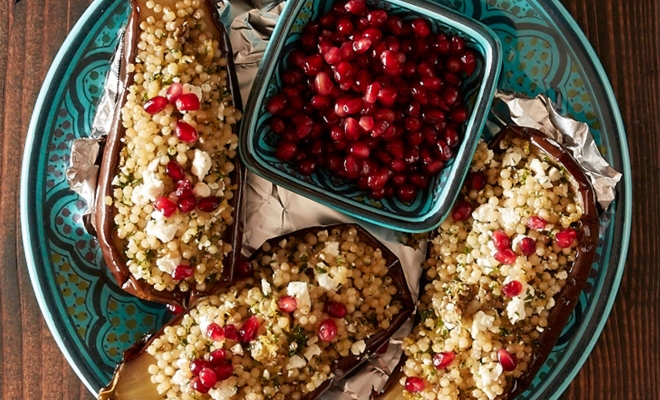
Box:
[240,0,503,233]
[20,0,631,398]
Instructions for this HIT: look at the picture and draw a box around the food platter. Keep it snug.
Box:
[20,0,631,398]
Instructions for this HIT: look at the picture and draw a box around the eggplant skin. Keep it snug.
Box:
[98,224,414,400]
[94,0,245,309]
[380,126,599,400]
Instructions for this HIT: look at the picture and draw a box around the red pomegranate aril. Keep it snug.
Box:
[282,69,304,85]
[298,158,318,175]
[324,300,348,318]
[174,179,192,198]
[335,61,354,82]
[154,196,177,217]
[175,121,198,143]
[520,237,537,256]
[166,82,184,103]
[345,0,368,15]
[379,50,399,69]
[502,280,524,298]
[362,27,382,41]
[175,93,200,112]
[319,319,339,341]
[390,159,406,173]
[342,155,360,179]
[364,82,382,103]
[461,49,478,75]
[386,139,405,159]
[443,126,460,147]
[143,96,168,114]
[190,358,211,376]
[433,351,456,369]
[235,260,253,278]
[166,161,185,181]
[367,167,389,190]
[209,349,227,366]
[498,349,518,371]
[301,33,317,50]
[224,324,239,341]
[445,56,462,73]
[324,46,341,64]
[452,200,472,221]
[468,172,486,191]
[436,139,453,161]
[177,195,196,213]
[314,72,334,95]
[404,116,422,132]
[410,173,429,189]
[303,54,324,75]
[354,70,373,92]
[419,77,443,91]
[397,184,417,203]
[275,141,298,162]
[442,71,462,86]
[450,35,465,53]
[317,39,334,55]
[267,94,288,115]
[167,304,184,314]
[357,176,369,190]
[450,107,468,124]
[527,215,547,230]
[311,95,332,110]
[270,117,287,133]
[442,86,460,106]
[214,362,233,382]
[199,367,218,388]
[278,295,297,313]
[432,33,450,54]
[377,86,398,106]
[495,249,517,265]
[555,228,578,248]
[492,230,511,251]
[340,41,356,61]
[336,17,354,35]
[371,119,390,138]
[411,84,429,105]
[239,316,260,343]
[206,322,226,342]
[423,160,444,175]
[289,49,306,69]
[349,142,371,158]
[411,18,431,38]
[198,196,221,213]
[172,264,194,280]
[359,115,374,132]
[191,377,210,394]
[404,377,425,393]
[367,9,388,26]
[423,109,446,124]
[343,98,364,114]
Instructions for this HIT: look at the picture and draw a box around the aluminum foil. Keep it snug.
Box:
[491,91,622,210]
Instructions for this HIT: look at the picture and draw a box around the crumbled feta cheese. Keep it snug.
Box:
[471,311,495,339]
[548,167,562,182]
[476,362,503,400]
[155,254,181,274]
[556,270,568,280]
[287,282,311,314]
[208,380,238,400]
[547,297,556,309]
[191,149,212,182]
[472,203,497,222]
[502,146,524,167]
[323,241,340,257]
[350,340,366,355]
[170,369,188,387]
[308,335,318,345]
[231,343,244,356]
[146,219,178,243]
[131,171,164,206]
[183,84,203,102]
[199,315,213,338]
[498,207,521,231]
[317,272,339,291]
[193,182,211,198]
[261,279,271,296]
[285,355,306,369]
[263,370,270,380]
[507,296,527,324]
[529,158,547,177]
[303,344,322,360]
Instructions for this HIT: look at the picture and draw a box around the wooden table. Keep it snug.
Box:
[0,0,653,399]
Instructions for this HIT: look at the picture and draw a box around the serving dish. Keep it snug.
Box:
[20,0,631,398]
[239,0,502,233]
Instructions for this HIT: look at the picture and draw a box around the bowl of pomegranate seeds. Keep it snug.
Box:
[240,0,501,232]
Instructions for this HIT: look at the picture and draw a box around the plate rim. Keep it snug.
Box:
[19,0,632,398]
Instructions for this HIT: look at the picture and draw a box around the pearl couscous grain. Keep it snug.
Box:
[147,226,401,399]
[110,0,242,293]
[401,138,583,399]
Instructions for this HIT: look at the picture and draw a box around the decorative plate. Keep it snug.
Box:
[21,0,631,398]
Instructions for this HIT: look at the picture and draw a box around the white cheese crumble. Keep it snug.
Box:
[287,282,311,314]
[131,171,164,206]
[208,380,238,400]
[285,355,306,369]
[350,340,366,355]
[193,182,211,198]
[155,254,181,274]
[303,344,322,361]
[471,311,495,339]
[191,149,212,182]
[146,219,179,243]
[476,362,503,400]
[507,296,527,324]
[261,279,271,296]
[230,343,244,356]
[323,241,340,257]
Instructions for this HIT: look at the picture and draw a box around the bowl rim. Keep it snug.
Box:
[240,0,503,233]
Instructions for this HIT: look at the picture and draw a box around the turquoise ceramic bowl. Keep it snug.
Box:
[240,0,502,233]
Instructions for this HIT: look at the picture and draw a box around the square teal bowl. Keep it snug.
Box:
[240,0,502,233]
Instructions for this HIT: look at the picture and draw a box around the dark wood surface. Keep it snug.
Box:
[0,0,654,399]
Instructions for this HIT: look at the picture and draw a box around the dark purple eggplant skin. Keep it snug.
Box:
[98,223,415,400]
[378,126,600,400]
[94,0,245,309]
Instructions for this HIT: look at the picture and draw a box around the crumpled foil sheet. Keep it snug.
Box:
[491,91,622,210]
[63,1,624,398]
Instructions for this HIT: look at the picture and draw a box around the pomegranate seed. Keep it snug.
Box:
[206,322,225,341]
[450,107,468,124]
[166,83,184,103]
[177,195,196,213]
[167,304,184,314]
[143,96,168,115]
[344,117,361,140]
[175,179,193,198]
[276,141,299,162]
[238,316,260,342]
[314,72,334,95]
[467,173,485,191]
[379,50,399,70]
[278,295,297,313]
[520,237,537,256]
[198,196,221,212]
[410,173,429,189]
[209,349,227,366]
[214,362,233,381]
[311,95,332,109]
[385,15,403,35]
[298,158,318,175]
[367,9,388,26]
[452,200,472,221]
[364,82,382,104]
[166,161,185,181]
[386,139,405,159]
[303,54,324,75]
[171,264,194,280]
[502,280,524,297]
[411,18,431,38]
[432,351,455,369]
[494,249,517,265]
[340,41,356,61]
[450,35,465,53]
[461,50,478,76]
[336,17,354,35]
[191,377,210,394]
[342,155,360,179]
[397,184,417,203]
[324,46,341,64]
[190,359,211,376]
[224,325,239,341]
[335,61,354,82]
[497,349,518,371]
[266,94,288,115]
[175,121,199,143]
[527,215,547,230]
[324,301,347,318]
[352,37,373,54]
[423,160,444,175]
[319,319,338,341]
[199,367,218,388]
[377,85,398,106]
[443,126,460,147]
[344,0,367,15]
[491,230,511,251]
[175,93,200,112]
[235,260,253,278]
[153,196,177,217]
[555,228,577,248]
[367,168,389,191]
[359,116,374,132]
[282,69,304,85]
[445,57,462,73]
[343,98,364,114]
[349,142,371,158]
[404,376,425,393]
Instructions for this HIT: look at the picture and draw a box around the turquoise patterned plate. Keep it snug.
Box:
[21,0,631,398]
